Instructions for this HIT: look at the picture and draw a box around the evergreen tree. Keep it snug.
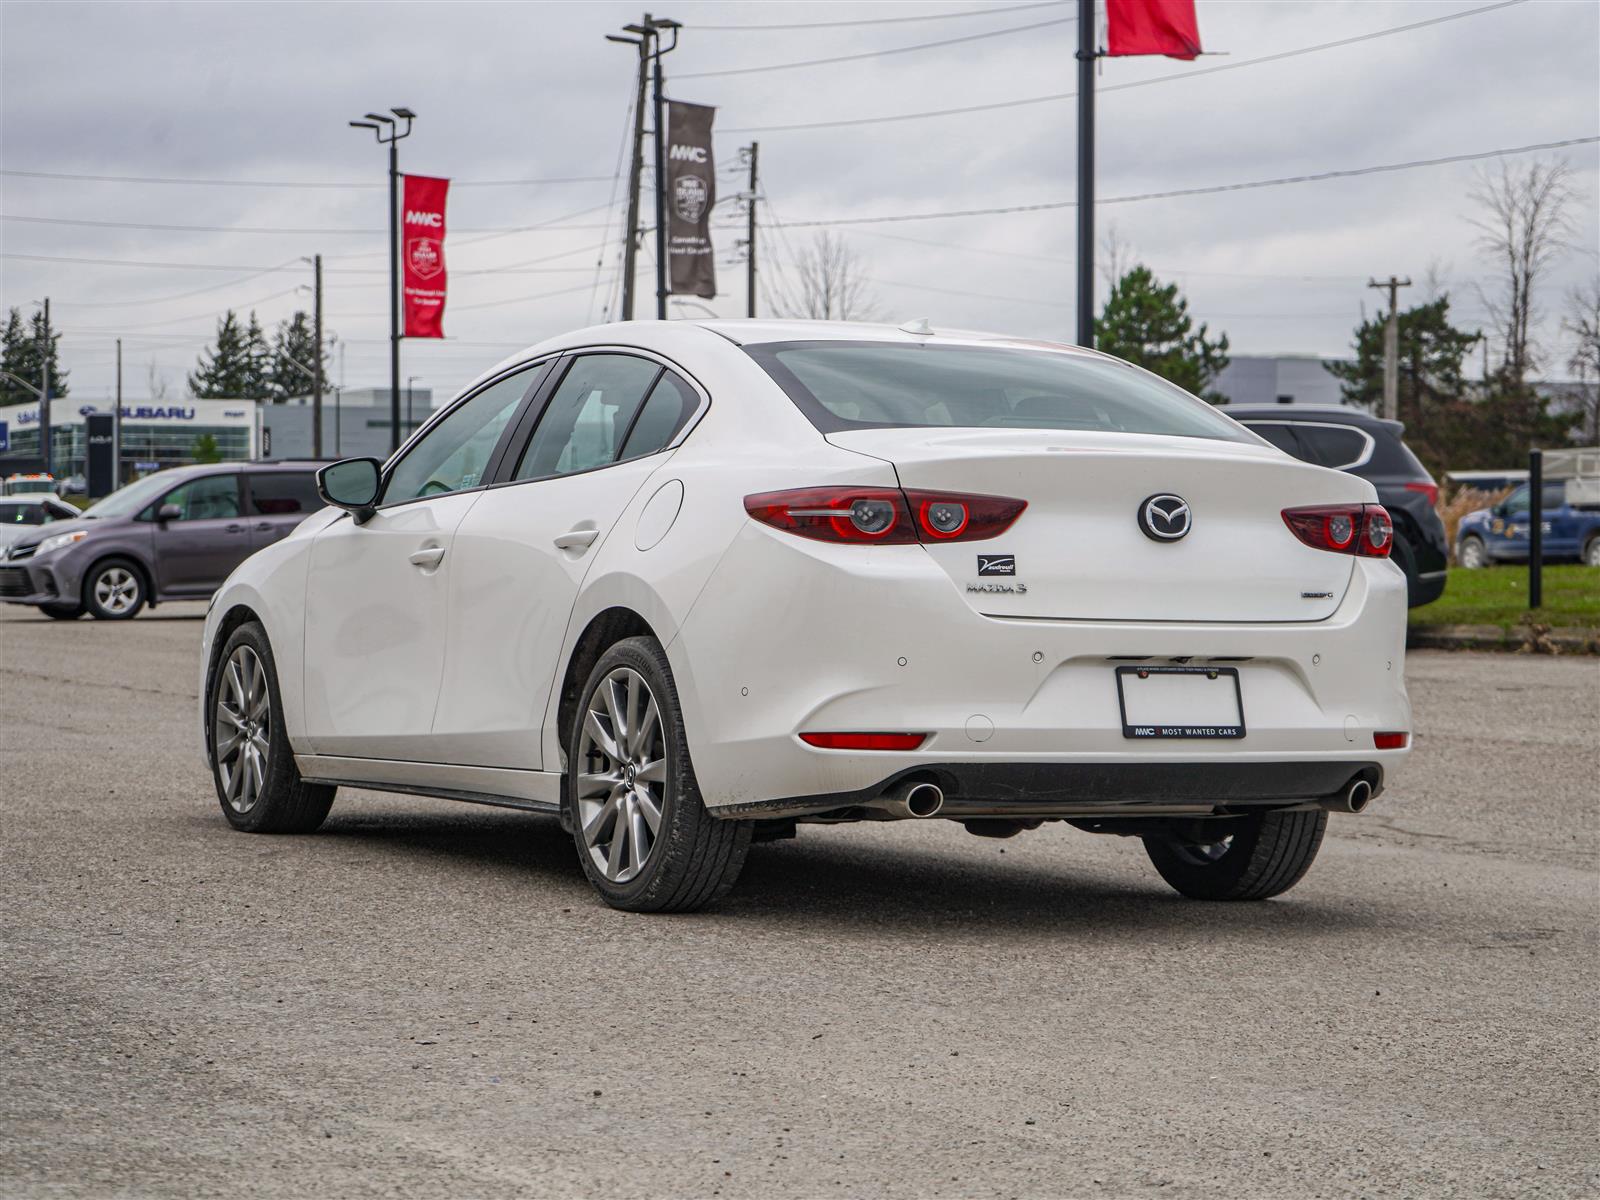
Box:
[191,433,223,464]
[188,310,271,398]
[267,311,326,402]
[0,305,70,406]
[1326,296,1568,473]
[1094,266,1230,400]
[1326,297,1483,475]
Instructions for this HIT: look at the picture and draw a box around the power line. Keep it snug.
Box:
[848,228,1366,281]
[675,15,1074,80]
[720,0,1528,133]
[1,206,620,237]
[47,260,304,308]
[768,136,1600,228]
[0,168,613,189]
[696,2,1063,32]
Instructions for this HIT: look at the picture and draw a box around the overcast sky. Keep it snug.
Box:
[2,0,1596,406]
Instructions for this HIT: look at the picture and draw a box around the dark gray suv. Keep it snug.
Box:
[0,462,326,620]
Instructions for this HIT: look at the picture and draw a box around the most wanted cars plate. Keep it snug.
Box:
[1116,665,1245,739]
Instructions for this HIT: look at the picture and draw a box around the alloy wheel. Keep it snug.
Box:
[214,645,272,814]
[94,567,140,615]
[574,666,666,884]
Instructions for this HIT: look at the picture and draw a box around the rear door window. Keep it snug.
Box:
[513,354,663,481]
[246,472,321,515]
[619,371,698,461]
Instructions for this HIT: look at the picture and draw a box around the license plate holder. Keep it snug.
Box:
[1116,666,1245,739]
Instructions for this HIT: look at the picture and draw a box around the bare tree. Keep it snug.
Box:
[145,359,170,401]
[783,232,880,321]
[1468,158,1576,384]
[1099,222,1135,290]
[1564,275,1600,443]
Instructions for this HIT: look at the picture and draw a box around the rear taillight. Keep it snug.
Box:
[799,732,927,751]
[1374,731,1409,750]
[1281,504,1394,558]
[746,487,1025,545]
[1404,480,1440,506]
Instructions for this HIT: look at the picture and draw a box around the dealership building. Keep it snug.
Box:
[0,388,436,483]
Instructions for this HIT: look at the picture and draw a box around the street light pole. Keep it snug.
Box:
[350,107,415,454]
[38,298,52,474]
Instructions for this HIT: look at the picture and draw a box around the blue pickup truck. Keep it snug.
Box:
[1456,480,1600,568]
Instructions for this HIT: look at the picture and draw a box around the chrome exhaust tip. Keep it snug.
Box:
[1322,777,1374,814]
[878,780,945,819]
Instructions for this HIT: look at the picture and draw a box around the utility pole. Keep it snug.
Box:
[114,338,122,486]
[610,15,679,322]
[1368,275,1411,421]
[1075,0,1096,347]
[38,298,51,474]
[349,108,415,453]
[311,254,324,459]
[610,27,651,321]
[745,142,759,318]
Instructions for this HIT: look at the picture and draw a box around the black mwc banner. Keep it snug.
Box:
[666,101,716,299]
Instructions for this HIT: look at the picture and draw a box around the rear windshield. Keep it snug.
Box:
[0,503,49,525]
[744,341,1252,443]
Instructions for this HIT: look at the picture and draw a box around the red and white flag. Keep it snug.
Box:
[401,174,449,339]
[1106,0,1202,60]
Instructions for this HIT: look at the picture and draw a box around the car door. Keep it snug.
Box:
[244,470,323,550]
[428,354,703,768]
[300,364,546,760]
[148,472,249,594]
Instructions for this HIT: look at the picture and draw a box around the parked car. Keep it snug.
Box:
[1223,406,1448,607]
[0,493,81,552]
[3,472,57,496]
[199,320,1411,912]
[1456,480,1600,568]
[0,461,326,620]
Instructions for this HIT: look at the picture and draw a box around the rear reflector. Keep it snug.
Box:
[800,732,928,751]
[1373,731,1409,750]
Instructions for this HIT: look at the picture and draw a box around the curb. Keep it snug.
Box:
[1407,623,1600,654]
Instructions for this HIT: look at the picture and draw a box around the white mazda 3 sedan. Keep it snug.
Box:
[199,320,1410,911]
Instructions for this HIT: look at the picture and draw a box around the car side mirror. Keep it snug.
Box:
[155,503,182,524]
[317,457,383,524]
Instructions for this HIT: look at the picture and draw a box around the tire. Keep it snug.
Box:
[566,636,752,913]
[82,557,147,619]
[206,621,334,834]
[38,603,83,620]
[1457,535,1488,570]
[1143,809,1327,901]
[1583,535,1600,569]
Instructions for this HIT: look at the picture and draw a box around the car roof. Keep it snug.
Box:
[0,492,68,505]
[692,317,1099,353]
[1223,405,1403,435]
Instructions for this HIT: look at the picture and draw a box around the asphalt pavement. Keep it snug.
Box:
[2,601,1596,1199]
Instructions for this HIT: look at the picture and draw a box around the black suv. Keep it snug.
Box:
[1225,406,1447,607]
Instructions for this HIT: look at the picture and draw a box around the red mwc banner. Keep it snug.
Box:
[401,175,449,338]
[1107,0,1202,60]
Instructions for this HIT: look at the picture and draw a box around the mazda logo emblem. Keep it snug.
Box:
[1138,493,1192,542]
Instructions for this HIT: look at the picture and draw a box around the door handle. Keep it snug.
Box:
[253,522,272,532]
[408,547,446,569]
[226,524,244,533]
[553,528,600,550]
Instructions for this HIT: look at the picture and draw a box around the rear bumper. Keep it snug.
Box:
[670,524,1412,813]
[719,759,1385,819]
